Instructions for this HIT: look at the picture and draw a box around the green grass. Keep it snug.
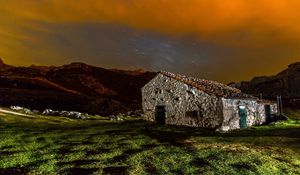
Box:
[0,110,299,175]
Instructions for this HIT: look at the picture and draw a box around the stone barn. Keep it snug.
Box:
[141,71,278,132]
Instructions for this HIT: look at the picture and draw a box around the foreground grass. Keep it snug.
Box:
[0,111,299,174]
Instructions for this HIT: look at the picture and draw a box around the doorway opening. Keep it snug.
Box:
[265,105,272,123]
[155,106,166,124]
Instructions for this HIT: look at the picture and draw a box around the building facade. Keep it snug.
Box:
[142,71,277,132]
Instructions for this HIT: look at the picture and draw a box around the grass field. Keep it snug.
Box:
[0,108,299,175]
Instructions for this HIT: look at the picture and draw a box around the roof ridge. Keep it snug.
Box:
[159,71,257,99]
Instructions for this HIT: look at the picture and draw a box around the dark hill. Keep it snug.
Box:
[231,62,300,109]
[0,59,156,115]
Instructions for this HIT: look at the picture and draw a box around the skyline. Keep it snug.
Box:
[1,0,300,83]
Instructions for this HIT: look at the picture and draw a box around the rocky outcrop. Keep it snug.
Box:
[231,62,300,109]
[42,109,90,119]
[10,106,91,119]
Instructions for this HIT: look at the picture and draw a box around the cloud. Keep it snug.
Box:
[0,0,300,82]
[1,0,300,46]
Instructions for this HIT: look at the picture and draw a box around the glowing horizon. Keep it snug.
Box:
[0,0,299,82]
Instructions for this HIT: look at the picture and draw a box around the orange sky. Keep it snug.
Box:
[0,0,300,82]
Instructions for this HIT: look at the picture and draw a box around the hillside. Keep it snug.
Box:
[231,62,300,108]
[0,59,156,115]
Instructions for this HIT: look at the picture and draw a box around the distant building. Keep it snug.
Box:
[141,71,277,132]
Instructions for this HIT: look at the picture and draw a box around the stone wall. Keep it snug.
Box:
[220,99,278,131]
[142,73,223,128]
[256,103,266,125]
[271,103,278,115]
[142,73,278,131]
[220,99,257,131]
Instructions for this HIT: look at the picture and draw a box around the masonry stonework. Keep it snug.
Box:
[142,73,278,131]
[142,74,223,128]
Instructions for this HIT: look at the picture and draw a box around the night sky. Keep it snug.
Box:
[0,0,300,83]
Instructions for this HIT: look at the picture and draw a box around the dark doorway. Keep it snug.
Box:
[155,106,166,124]
[239,106,247,128]
[265,105,272,123]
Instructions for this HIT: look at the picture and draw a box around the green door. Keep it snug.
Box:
[239,107,247,128]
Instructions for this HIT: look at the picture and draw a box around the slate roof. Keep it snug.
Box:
[160,71,257,99]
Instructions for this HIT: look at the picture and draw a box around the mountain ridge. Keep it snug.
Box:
[0,59,157,115]
[231,62,300,108]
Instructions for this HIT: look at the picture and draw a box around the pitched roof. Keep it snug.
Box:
[160,71,257,99]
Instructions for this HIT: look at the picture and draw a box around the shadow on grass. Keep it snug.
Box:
[0,167,30,175]
[0,150,23,156]
[141,124,217,147]
[0,152,51,174]
[144,163,159,174]
[231,162,257,172]
[139,121,300,154]
[1,118,300,174]
[191,157,210,167]
[85,148,111,155]
[58,144,82,154]
[225,127,300,138]
[2,119,300,143]
[102,166,128,175]
[111,149,142,162]
[64,167,99,175]
[57,159,99,166]
[48,120,300,153]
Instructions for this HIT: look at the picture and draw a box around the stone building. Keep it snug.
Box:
[141,71,278,131]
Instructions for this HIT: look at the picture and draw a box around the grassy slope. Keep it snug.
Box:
[0,110,299,175]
